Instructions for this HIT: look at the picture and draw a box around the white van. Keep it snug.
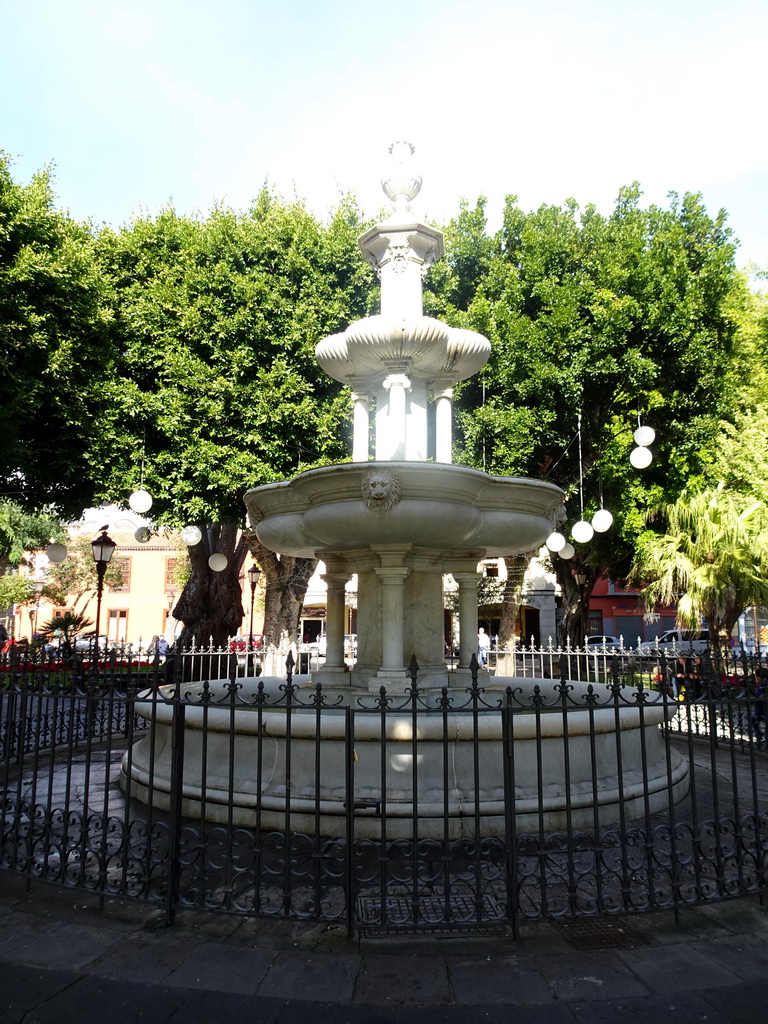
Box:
[645,628,710,655]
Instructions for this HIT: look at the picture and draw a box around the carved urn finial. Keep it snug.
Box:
[381,141,422,212]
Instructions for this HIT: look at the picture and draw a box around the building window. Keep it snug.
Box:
[482,559,499,578]
[111,556,131,593]
[588,611,603,636]
[165,557,179,591]
[108,609,128,642]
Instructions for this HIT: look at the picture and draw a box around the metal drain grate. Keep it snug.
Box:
[356,892,509,934]
[551,916,649,949]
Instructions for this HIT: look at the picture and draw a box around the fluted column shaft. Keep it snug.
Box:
[374,566,410,671]
[322,573,351,669]
[453,571,480,670]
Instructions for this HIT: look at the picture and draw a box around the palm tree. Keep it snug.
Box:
[630,486,768,651]
[39,612,93,660]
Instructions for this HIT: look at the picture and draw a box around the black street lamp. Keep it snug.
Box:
[247,564,261,675]
[91,528,117,663]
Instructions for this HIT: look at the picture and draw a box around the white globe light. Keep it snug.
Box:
[546,531,567,553]
[559,542,575,560]
[630,446,653,469]
[591,508,614,533]
[208,553,228,572]
[135,527,151,543]
[633,425,656,447]
[181,525,202,546]
[46,542,67,563]
[571,520,594,544]
[128,488,153,513]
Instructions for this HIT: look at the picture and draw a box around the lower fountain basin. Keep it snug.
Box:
[122,678,690,839]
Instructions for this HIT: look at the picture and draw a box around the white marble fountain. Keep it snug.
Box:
[123,144,689,836]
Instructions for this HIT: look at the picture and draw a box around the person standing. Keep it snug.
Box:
[477,627,491,667]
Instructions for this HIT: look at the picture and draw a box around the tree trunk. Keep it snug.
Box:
[551,554,601,647]
[495,554,529,674]
[244,531,317,677]
[173,523,246,651]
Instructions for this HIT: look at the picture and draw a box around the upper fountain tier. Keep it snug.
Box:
[315,143,490,463]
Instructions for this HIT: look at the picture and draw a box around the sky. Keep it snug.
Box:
[2,0,767,272]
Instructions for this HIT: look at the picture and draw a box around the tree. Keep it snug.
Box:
[630,486,768,649]
[90,193,375,650]
[704,280,768,503]
[426,188,741,643]
[0,153,116,517]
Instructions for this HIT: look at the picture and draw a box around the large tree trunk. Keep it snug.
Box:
[173,523,246,651]
[244,531,317,677]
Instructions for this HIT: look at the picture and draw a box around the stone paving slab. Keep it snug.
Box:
[256,949,360,1003]
[695,984,768,1024]
[11,975,188,1024]
[690,931,768,981]
[353,952,452,1005]
[532,950,651,1002]
[162,941,274,993]
[79,932,202,985]
[444,952,556,1005]
[616,941,741,992]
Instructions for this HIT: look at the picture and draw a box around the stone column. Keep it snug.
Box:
[378,372,411,461]
[374,566,410,673]
[322,572,351,669]
[434,387,453,463]
[351,391,370,462]
[453,571,480,670]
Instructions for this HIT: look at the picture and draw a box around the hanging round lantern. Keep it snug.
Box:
[591,508,614,533]
[135,527,151,543]
[46,542,67,563]
[181,525,202,546]
[630,446,653,469]
[633,425,656,447]
[559,542,575,560]
[208,553,228,572]
[571,520,594,544]
[546,531,567,553]
[128,488,153,513]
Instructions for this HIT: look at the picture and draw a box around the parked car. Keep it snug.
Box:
[229,635,262,653]
[638,629,710,656]
[584,635,622,652]
[73,633,110,652]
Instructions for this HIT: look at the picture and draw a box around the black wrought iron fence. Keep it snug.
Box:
[1,646,766,936]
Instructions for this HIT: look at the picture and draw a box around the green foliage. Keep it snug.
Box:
[631,486,768,643]
[427,188,740,594]
[89,193,375,527]
[0,152,116,516]
[0,571,35,610]
[704,281,768,502]
[0,499,62,574]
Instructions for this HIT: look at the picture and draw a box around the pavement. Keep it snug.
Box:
[1,871,768,1024]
